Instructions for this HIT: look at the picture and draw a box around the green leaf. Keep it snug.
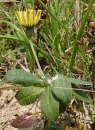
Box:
[0,20,29,42]
[51,76,72,103]
[41,86,59,120]
[0,35,51,60]
[70,0,94,70]
[15,86,44,105]
[47,122,65,130]
[5,69,44,86]
[64,77,92,86]
[72,90,92,104]
[38,0,70,35]
[0,35,29,47]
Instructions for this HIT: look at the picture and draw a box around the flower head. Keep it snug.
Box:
[15,10,42,27]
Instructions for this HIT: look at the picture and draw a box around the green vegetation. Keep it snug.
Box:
[0,0,95,129]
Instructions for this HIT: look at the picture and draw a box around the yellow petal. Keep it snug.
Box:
[15,9,42,27]
[34,10,42,25]
[28,10,36,26]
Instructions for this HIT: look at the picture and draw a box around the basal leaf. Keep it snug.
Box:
[11,112,36,128]
[51,76,72,103]
[47,121,65,130]
[64,77,92,86]
[15,86,45,105]
[5,69,44,86]
[41,86,59,120]
[72,90,92,104]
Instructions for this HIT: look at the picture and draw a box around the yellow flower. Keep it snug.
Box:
[15,10,42,27]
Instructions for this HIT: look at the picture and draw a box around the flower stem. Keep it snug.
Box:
[29,40,45,78]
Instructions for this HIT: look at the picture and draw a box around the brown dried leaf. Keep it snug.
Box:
[11,112,36,128]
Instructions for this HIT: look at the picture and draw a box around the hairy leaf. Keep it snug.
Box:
[16,86,44,105]
[51,76,72,103]
[65,77,92,86]
[47,121,65,130]
[41,86,59,120]
[5,69,44,86]
[72,90,92,104]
